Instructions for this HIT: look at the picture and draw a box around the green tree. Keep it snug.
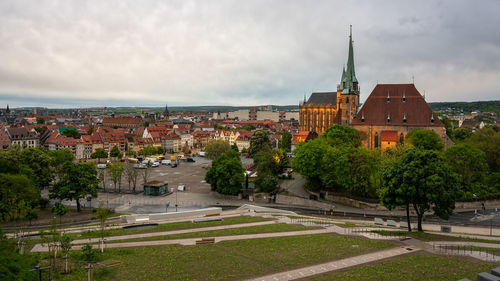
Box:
[0,230,38,280]
[320,145,352,191]
[137,145,157,157]
[96,202,111,253]
[36,117,45,124]
[109,145,122,158]
[231,143,239,153]
[441,115,453,139]
[20,147,55,190]
[81,243,98,263]
[0,174,39,222]
[156,146,165,155]
[349,147,382,198]
[452,128,473,142]
[292,139,329,189]
[277,131,292,152]
[249,130,272,157]
[51,202,68,224]
[62,127,81,139]
[60,234,73,273]
[444,143,489,199]
[109,162,124,192]
[406,129,444,151]
[126,150,137,157]
[205,150,245,195]
[254,149,288,192]
[205,140,231,160]
[320,124,361,148]
[468,127,500,172]
[91,148,108,162]
[381,149,459,231]
[50,163,99,212]
[25,206,39,226]
[47,148,74,179]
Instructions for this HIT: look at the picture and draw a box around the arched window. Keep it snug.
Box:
[374,133,379,148]
[400,133,404,144]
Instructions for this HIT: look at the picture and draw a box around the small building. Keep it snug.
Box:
[143,181,169,196]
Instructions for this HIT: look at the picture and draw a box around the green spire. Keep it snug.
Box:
[342,25,358,94]
[339,65,346,90]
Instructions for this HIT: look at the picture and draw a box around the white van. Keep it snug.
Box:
[161,159,171,165]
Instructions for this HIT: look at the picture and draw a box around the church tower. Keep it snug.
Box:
[337,25,360,125]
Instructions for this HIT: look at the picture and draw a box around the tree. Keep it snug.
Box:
[444,143,489,198]
[406,129,444,151]
[51,202,68,224]
[20,147,55,190]
[381,149,459,231]
[0,230,38,280]
[249,130,272,157]
[277,131,292,152]
[138,145,157,157]
[47,148,74,179]
[320,145,352,191]
[0,174,39,222]
[254,149,288,192]
[140,166,152,185]
[97,168,106,191]
[231,143,239,153]
[36,117,45,124]
[126,150,137,157]
[60,234,73,273]
[452,128,473,143]
[349,147,382,198]
[205,140,231,160]
[320,124,361,148]
[91,148,108,162]
[156,146,165,155]
[96,202,111,253]
[124,162,139,193]
[468,127,500,172]
[109,162,124,192]
[50,163,99,212]
[109,145,122,158]
[81,243,98,263]
[292,139,329,189]
[205,150,245,195]
[62,127,81,139]
[25,206,38,226]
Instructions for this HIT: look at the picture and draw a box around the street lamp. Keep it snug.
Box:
[29,265,50,281]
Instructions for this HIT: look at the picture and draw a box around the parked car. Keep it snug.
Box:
[186,157,195,162]
[151,161,160,167]
[161,159,171,165]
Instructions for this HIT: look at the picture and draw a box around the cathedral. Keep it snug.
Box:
[299,27,360,134]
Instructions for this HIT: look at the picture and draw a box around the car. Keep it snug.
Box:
[186,157,195,162]
[151,161,160,167]
[161,159,171,165]
[171,163,178,168]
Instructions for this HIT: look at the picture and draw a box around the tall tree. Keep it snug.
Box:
[293,139,329,189]
[320,124,361,148]
[51,202,68,224]
[0,230,38,280]
[109,145,122,158]
[123,162,139,193]
[50,163,99,212]
[205,140,231,160]
[20,147,55,190]
[91,148,108,163]
[277,131,292,152]
[444,143,489,198]
[0,174,39,222]
[381,149,459,231]
[47,148,74,179]
[348,147,382,198]
[96,202,111,253]
[109,162,124,192]
[406,129,444,151]
[205,150,245,195]
[62,127,81,139]
[249,130,272,157]
[468,127,500,172]
[140,166,152,185]
[320,145,352,191]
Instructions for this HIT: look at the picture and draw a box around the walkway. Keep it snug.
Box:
[246,246,418,281]
[30,227,335,252]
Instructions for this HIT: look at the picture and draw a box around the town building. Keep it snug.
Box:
[299,27,360,134]
[351,84,453,149]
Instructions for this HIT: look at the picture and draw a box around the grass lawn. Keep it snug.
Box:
[370,230,500,244]
[75,216,270,239]
[307,253,497,281]
[59,234,394,281]
[107,223,314,243]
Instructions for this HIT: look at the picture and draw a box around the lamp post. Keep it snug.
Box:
[29,265,50,281]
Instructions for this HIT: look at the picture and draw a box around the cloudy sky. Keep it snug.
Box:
[1,0,499,108]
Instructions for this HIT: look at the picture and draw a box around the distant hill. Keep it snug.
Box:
[428,101,500,114]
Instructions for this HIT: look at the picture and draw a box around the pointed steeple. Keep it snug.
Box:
[342,25,359,94]
[339,65,346,90]
[6,104,10,116]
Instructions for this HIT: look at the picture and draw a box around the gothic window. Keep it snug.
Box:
[374,133,379,148]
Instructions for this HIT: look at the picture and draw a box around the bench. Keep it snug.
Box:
[440,225,452,233]
[193,217,222,223]
[374,217,385,226]
[196,238,215,245]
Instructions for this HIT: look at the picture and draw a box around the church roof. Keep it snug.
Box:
[351,84,442,127]
[305,92,337,106]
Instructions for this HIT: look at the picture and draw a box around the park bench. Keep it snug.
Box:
[196,238,215,245]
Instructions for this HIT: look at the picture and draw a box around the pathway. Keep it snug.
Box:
[246,246,418,281]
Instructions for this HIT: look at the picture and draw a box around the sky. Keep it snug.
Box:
[1,0,499,108]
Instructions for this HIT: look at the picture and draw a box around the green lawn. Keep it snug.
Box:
[60,234,394,281]
[107,223,314,243]
[308,253,497,281]
[75,216,270,239]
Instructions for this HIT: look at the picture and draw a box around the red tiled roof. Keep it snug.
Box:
[351,84,442,127]
[381,130,398,142]
[102,117,141,125]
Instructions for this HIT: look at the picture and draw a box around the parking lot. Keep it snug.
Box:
[102,156,213,194]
